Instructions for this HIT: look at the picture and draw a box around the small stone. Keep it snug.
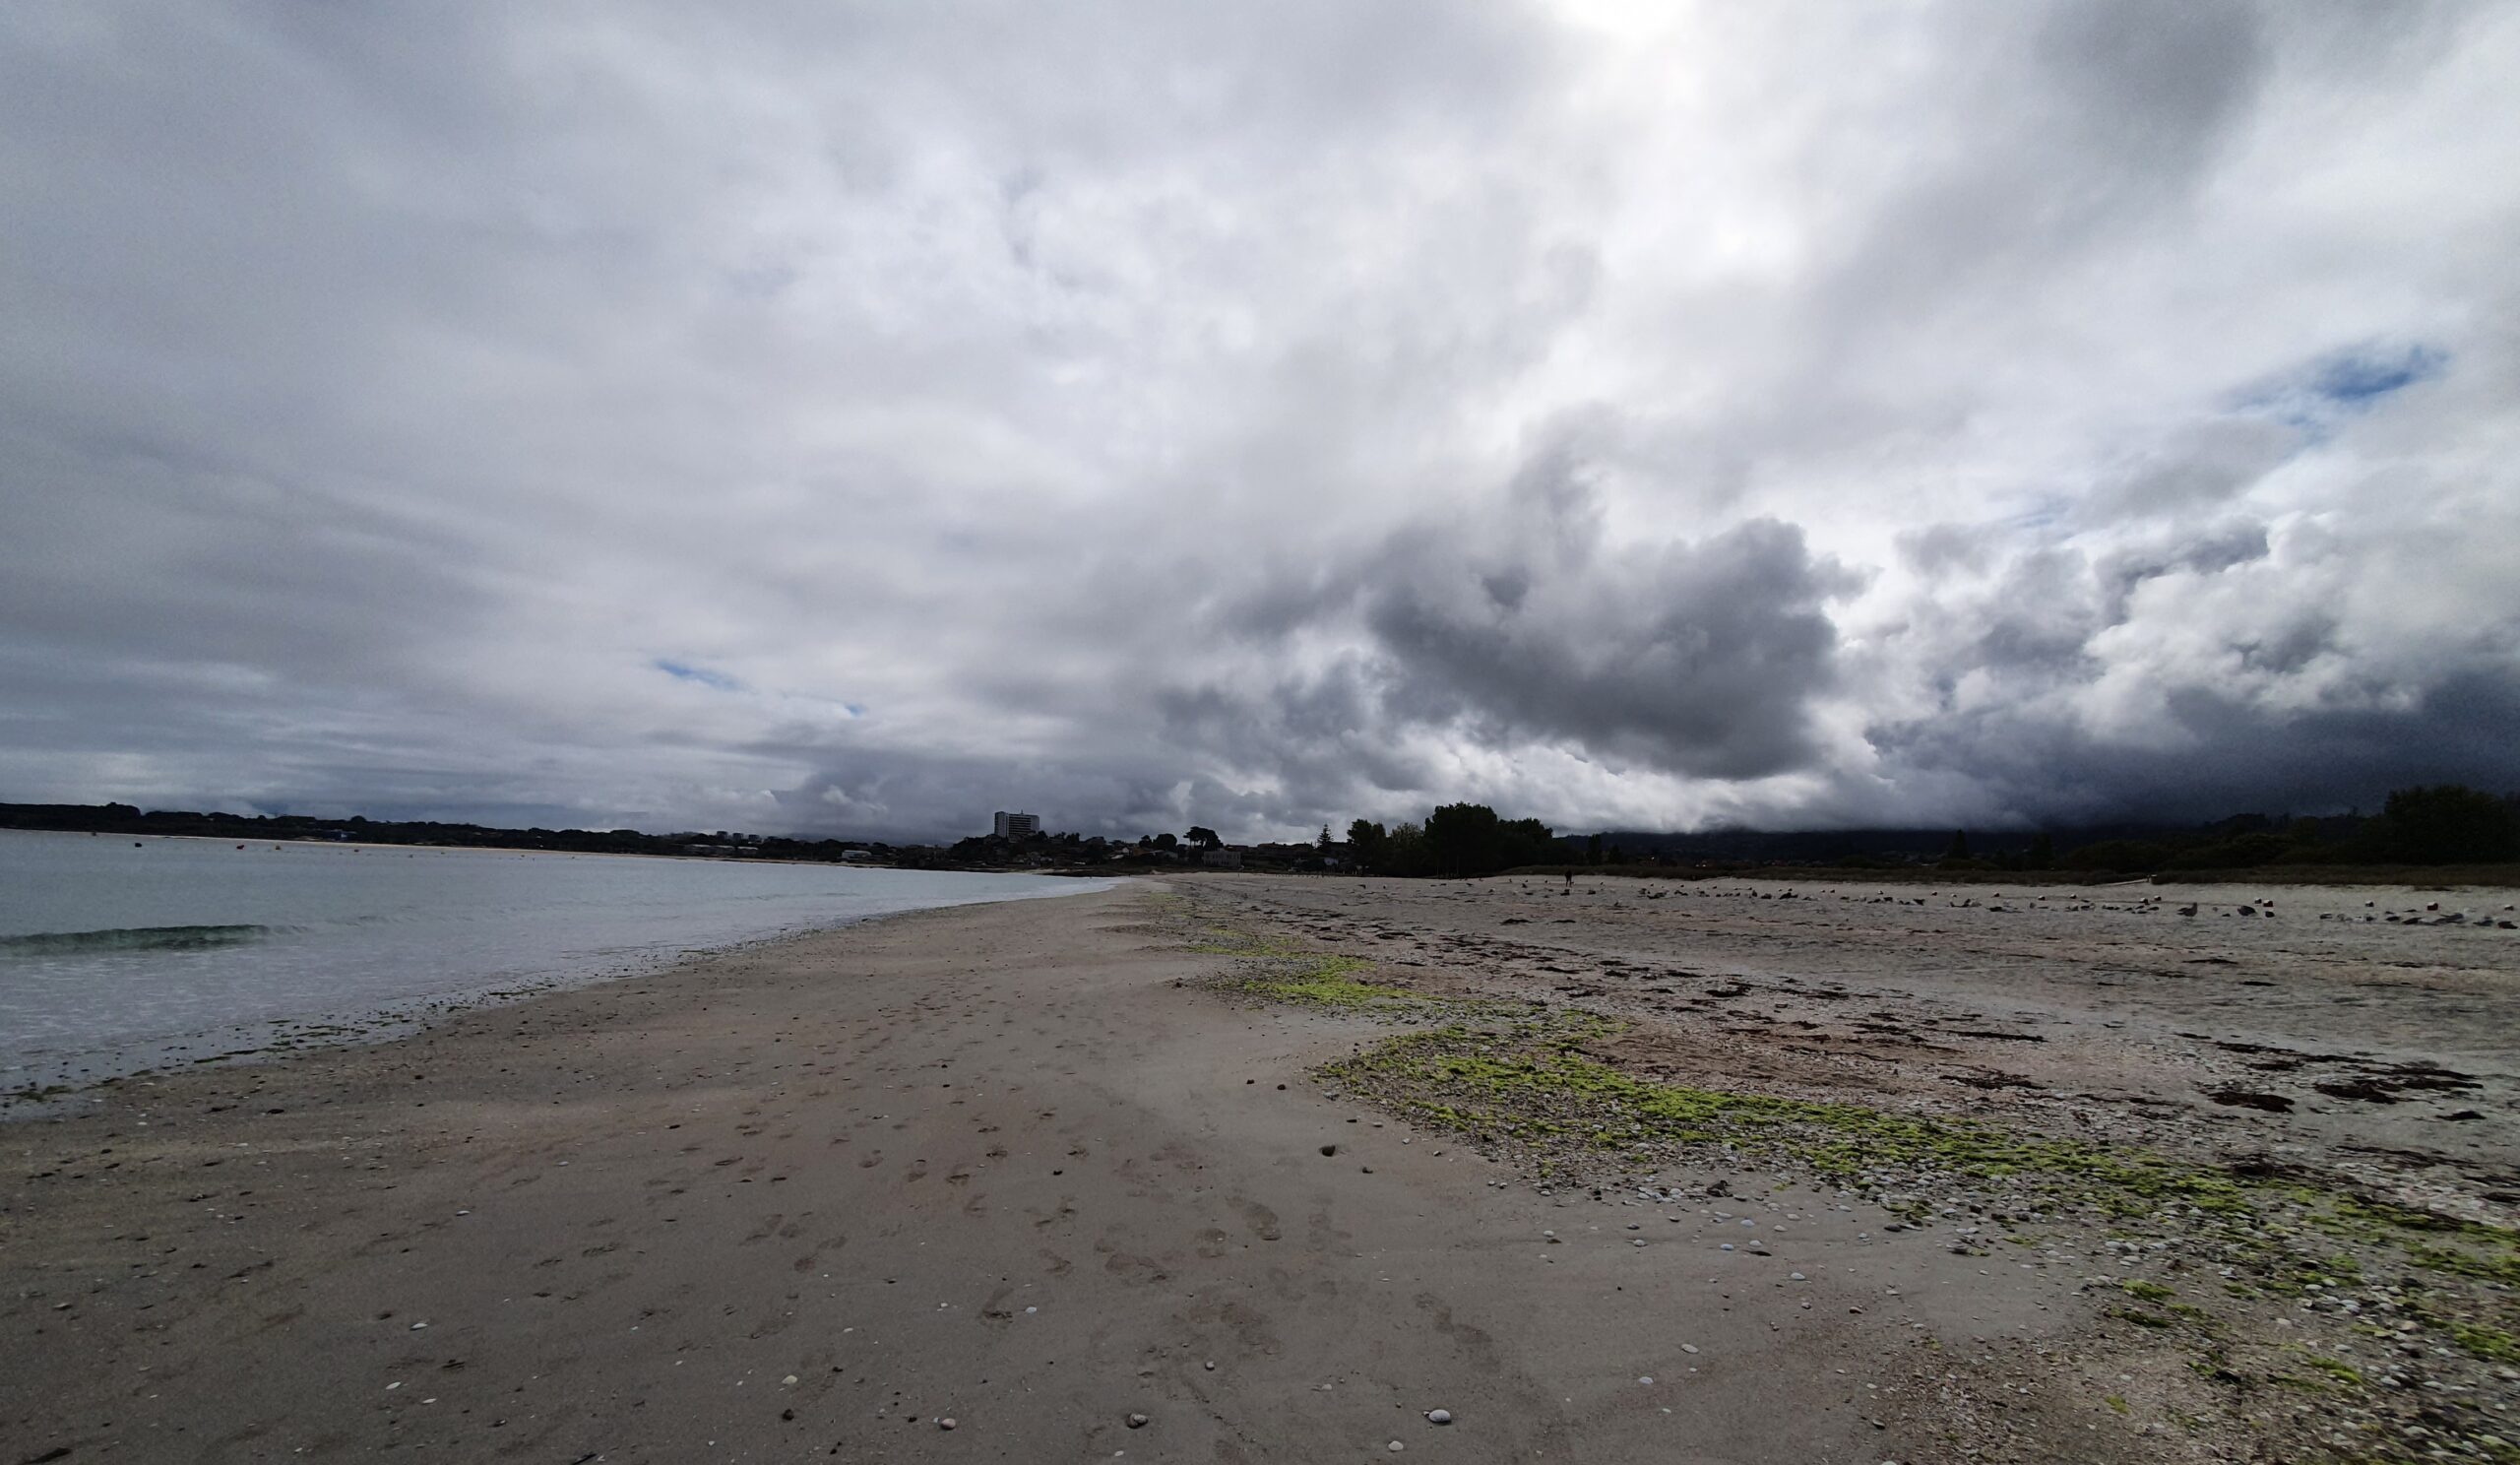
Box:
[1427,1409,1452,1425]
[939,1418,957,1431]
[1204,1361,1216,1370]
[1638,1375,1654,1385]
[1320,1145,1338,1157]
[782,1374,798,1385]
[1127,1413,1149,1429]
[1388,1441,1405,1452]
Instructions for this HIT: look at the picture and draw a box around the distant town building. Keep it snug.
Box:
[993,810,1041,840]
[1201,847,1242,868]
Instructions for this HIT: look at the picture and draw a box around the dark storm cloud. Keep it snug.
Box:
[1354,519,1853,781]
[3,2,2516,840]
[1870,672,2520,828]
[1155,436,1860,816]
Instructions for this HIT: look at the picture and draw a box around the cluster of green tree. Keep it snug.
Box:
[922,824,1243,869]
[2037,786,2516,872]
[1344,803,1560,877]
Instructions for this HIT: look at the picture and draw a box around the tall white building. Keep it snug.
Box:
[992,810,1041,840]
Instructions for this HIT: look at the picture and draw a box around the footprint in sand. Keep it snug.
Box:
[1228,1196,1283,1242]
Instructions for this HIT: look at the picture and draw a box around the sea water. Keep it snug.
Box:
[0,829,1107,1100]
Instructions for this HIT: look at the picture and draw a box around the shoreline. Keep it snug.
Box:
[0,902,925,1118]
[1,858,1120,1113]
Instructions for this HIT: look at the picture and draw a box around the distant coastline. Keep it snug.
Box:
[12,784,2518,885]
[0,800,899,864]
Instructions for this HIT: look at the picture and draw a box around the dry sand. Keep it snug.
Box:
[3,876,2512,1463]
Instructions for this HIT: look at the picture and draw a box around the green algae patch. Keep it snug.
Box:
[2403,1240,2520,1287]
[2441,1319,2520,1366]
[1185,919,1528,1019]
[1185,925,1310,959]
[1321,1019,2251,1217]
[1224,952,1425,1010]
[1312,1013,2520,1461]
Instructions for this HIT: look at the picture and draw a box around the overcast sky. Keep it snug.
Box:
[5,2,2517,842]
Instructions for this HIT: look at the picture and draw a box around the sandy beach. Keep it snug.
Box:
[4,877,2513,1462]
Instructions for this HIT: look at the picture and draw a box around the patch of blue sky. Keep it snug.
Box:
[2228,341,2447,437]
[653,661,865,715]
[2310,343,2445,404]
[654,659,742,691]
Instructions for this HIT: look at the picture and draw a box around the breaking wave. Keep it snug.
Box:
[0,924,290,956]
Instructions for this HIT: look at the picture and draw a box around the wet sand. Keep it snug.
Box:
[4,877,2511,1462]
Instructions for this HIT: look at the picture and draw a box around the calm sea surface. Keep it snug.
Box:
[0,829,1108,1100]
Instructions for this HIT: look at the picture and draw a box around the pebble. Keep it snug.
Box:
[1389,1442,1406,1453]
[1127,1413,1149,1429]
[1638,1375,1654,1385]
[939,1418,957,1431]
[1427,1409,1452,1425]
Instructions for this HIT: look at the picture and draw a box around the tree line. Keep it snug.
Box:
[2042,785,2518,873]
[1343,803,1561,877]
